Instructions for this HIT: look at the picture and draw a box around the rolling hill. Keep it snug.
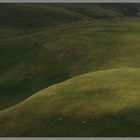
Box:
[1,16,140,110]
[0,3,140,136]
[0,68,140,136]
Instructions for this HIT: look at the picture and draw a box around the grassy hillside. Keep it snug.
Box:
[1,16,140,110]
[0,3,127,109]
[0,68,140,136]
[1,4,140,136]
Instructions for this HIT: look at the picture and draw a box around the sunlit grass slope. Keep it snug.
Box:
[1,17,140,109]
[0,68,140,136]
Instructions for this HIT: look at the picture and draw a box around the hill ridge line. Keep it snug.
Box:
[0,67,139,114]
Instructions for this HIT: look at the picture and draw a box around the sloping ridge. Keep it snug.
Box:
[0,67,140,136]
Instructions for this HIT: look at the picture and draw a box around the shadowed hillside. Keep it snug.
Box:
[0,3,140,29]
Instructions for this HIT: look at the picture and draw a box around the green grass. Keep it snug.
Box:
[1,17,140,109]
[1,4,140,136]
[0,68,140,136]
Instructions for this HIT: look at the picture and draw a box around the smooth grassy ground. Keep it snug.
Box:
[0,68,140,136]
